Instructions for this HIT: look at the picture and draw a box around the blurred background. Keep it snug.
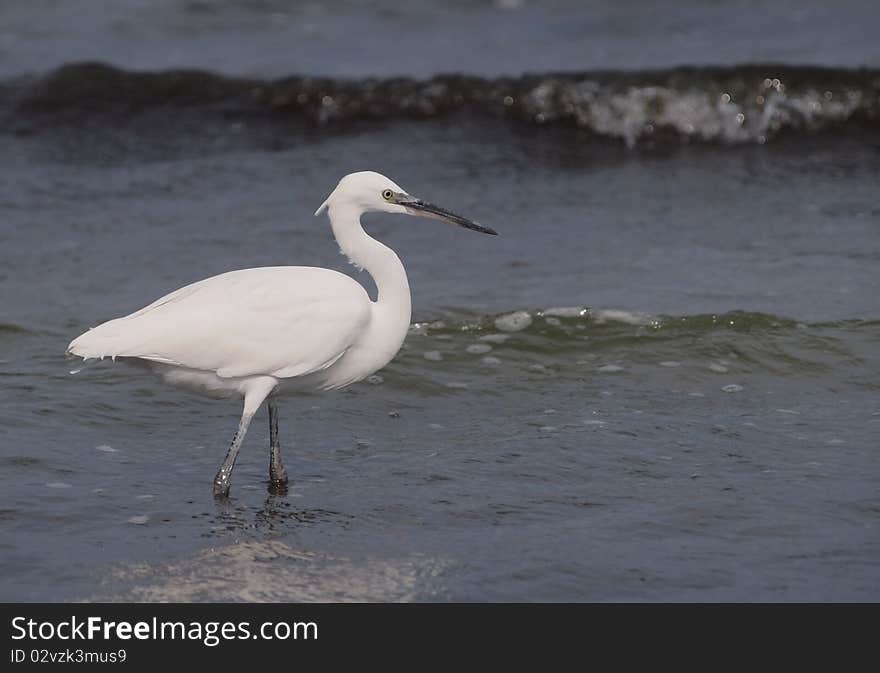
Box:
[1,0,879,77]
[0,1,878,602]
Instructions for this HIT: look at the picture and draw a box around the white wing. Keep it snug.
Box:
[68,267,372,379]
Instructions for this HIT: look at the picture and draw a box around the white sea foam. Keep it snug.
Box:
[543,307,587,318]
[543,79,866,147]
[591,309,653,326]
[494,310,533,332]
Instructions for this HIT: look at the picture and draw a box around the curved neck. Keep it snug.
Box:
[327,203,411,315]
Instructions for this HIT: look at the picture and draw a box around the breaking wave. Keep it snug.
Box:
[4,62,879,146]
[382,309,880,390]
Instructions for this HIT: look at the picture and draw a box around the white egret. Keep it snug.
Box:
[67,171,497,497]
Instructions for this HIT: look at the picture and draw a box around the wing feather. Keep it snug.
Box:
[68,267,372,379]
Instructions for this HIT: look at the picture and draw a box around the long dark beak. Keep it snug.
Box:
[397,195,498,235]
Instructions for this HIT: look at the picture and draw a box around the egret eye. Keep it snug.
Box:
[382,189,394,201]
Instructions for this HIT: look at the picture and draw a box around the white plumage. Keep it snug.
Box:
[69,267,371,381]
[67,171,496,496]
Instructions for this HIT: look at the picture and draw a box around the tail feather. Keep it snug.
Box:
[67,319,132,360]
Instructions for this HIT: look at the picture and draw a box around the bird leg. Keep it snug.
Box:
[268,396,289,494]
[213,411,254,498]
[212,376,277,498]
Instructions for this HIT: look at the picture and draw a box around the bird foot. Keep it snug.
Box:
[268,468,288,495]
[268,480,288,496]
[212,476,232,498]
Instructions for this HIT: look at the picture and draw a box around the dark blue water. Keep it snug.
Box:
[0,1,878,601]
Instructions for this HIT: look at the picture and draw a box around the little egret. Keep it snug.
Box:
[67,171,497,497]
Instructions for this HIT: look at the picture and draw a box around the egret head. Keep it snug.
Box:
[315,171,497,235]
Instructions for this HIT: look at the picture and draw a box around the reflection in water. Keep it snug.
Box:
[252,495,351,533]
[92,494,446,601]
[205,494,352,538]
[94,539,449,602]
